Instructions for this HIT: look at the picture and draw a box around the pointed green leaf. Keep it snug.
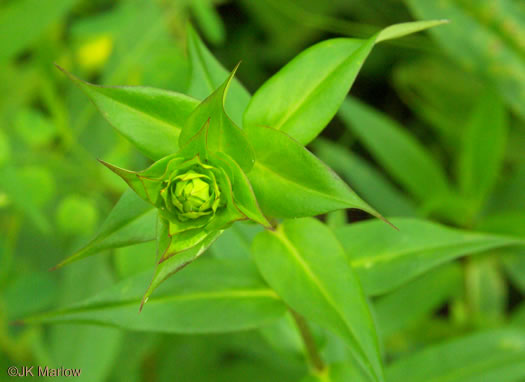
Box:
[186,24,251,126]
[244,21,445,145]
[26,258,286,333]
[335,218,525,296]
[386,329,525,382]
[140,219,225,309]
[376,20,449,43]
[180,63,255,172]
[57,65,199,160]
[244,37,375,145]
[252,218,384,382]
[246,125,384,221]
[155,217,213,264]
[54,190,157,269]
[99,155,181,206]
[211,151,271,228]
[458,92,508,208]
[177,119,210,160]
[340,97,451,202]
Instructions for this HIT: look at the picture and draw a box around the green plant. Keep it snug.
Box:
[16,16,525,382]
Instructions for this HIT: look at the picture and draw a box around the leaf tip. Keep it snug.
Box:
[384,217,399,231]
[369,209,398,231]
[53,63,83,86]
[139,298,146,313]
[53,62,66,73]
[97,159,134,179]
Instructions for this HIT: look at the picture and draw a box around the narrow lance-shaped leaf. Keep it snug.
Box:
[211,151,271,228]
[53,189,157,269]
[406,0,525,121]
[335,218,525,296]
[244,20,447,145]
[57,65,199,160]
[458,91,508,208]
[386,329,525,382]
[313,138,418,218]
[25,258,286,334]
[180,63,255,172]
[99,156,178,207]
[340,97,451,202]
[186,23,251,126]
[375,20,449,42]
[140,224,224,310]
[246,125,388,223]
[252,218,384,382]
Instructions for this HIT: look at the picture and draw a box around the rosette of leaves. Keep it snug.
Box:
[54,21,446,307]
[99,66,271,267]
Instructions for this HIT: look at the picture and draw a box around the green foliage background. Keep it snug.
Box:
[1,0,524,381]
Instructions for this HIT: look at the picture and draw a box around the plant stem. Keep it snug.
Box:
[290,309,326,375]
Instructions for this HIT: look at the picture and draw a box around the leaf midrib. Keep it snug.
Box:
[272,38,372,131]
[28,288,280,322]
[95,88,196,136]
[253,160,353,208]
[272,228,376,379]
[350,236,517,268]
[71,207,156,261]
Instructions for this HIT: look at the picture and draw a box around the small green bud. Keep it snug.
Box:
[159,159,223,223]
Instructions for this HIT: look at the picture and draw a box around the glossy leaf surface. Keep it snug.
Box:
[244,21,445,145]
[252,218,384,382]
[59,66,199,160]
[336,218,524,295]
[246,125,383,220]
[54,190,157,269]
[186,24,251,126]
[27,258,286,333]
